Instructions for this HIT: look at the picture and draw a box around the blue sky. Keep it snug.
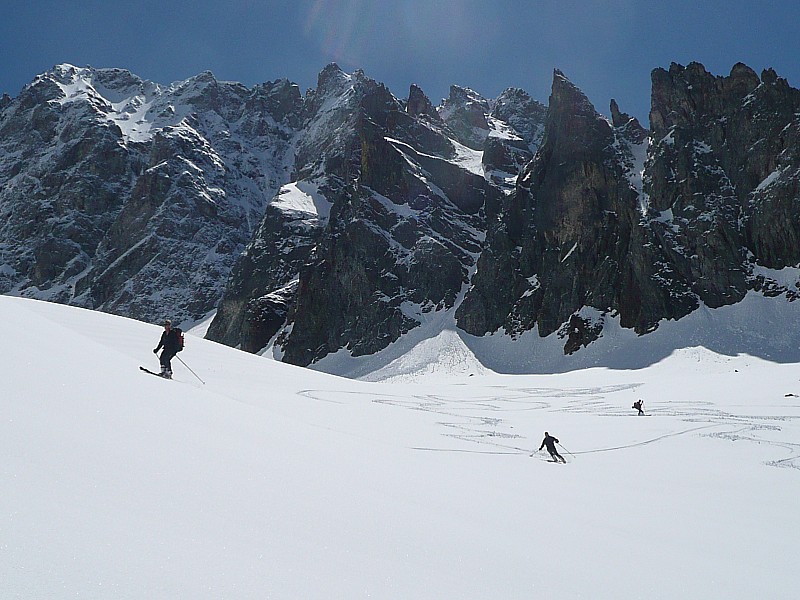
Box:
[2,0,798,122]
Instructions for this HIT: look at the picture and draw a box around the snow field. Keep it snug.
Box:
[2,295,800,599]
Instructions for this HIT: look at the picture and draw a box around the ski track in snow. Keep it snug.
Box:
[6,296,800,599]
[298,385,800,469]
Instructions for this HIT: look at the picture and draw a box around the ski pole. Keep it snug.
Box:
[176,355,205,384]
[558,442,575,457]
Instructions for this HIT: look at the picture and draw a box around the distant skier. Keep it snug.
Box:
[153,319,183,379]
[632,399,645,416]
[539,431,566,463]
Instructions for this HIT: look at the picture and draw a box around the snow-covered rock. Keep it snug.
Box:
[457,64,800,358]
[3,60,800,372]
[0,64,301,327]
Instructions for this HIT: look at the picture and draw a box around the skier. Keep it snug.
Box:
[539,431,566,463]
[633,399,645,416]
[153,319,181,379]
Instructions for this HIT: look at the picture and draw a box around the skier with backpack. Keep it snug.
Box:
[633,399,645,416]
[152,319,184,379]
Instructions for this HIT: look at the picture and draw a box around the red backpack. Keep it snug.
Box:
[174,328,185,352]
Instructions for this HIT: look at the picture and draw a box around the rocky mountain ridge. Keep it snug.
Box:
[0,64,302,325]
[458,62,800,355]
[2,61,800,373]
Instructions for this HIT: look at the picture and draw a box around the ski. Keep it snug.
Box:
[530,451,566,463]
[139,366,170,379]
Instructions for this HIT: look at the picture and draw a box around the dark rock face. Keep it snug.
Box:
[211,71,502,362]
[207,72,543,361]
[5,60,800,369]
[457,63,800,355]
[457,70,674,346]
[610,98,647,144]
[747,115,800,268]
[647,62,800,298]
[0,65,302,326]
[0,68,134,305]
[0,62,545,364]
[207,200,321,352]
[406,84,439,120]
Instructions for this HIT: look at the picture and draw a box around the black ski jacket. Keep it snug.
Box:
[155,329,182,354]
[539,435,559,452]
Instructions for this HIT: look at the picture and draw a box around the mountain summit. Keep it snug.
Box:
[2,62,800,373]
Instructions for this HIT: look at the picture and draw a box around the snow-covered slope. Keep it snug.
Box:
[3,296,799,599]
